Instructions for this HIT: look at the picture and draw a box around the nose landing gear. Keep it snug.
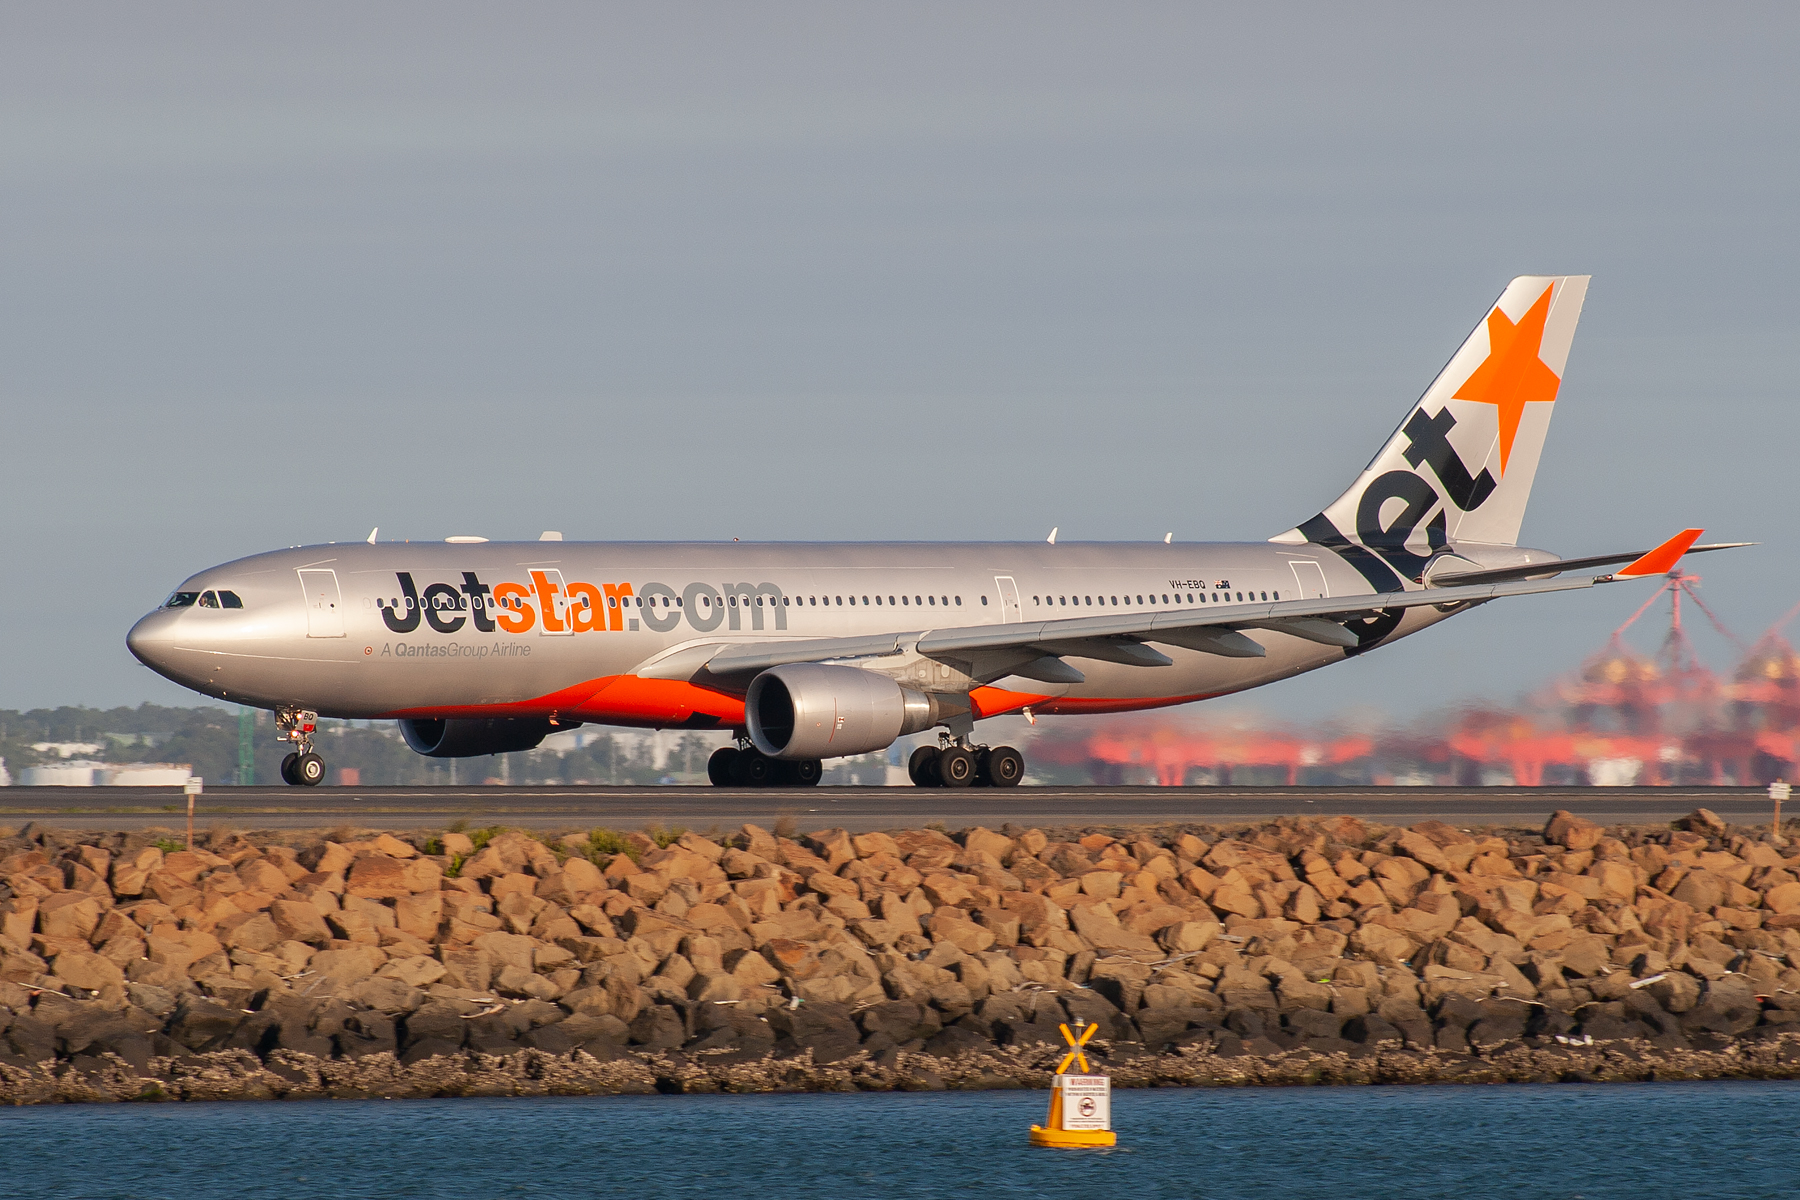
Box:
[276,708,326,787]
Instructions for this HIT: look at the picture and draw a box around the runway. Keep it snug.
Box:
[0,784,1774,835]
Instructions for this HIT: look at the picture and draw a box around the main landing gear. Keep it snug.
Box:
[708,745,823,788]
[908,739,1025,789]
[276,707,326,787]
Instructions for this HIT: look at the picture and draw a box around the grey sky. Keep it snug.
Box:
[3,3,1795,724]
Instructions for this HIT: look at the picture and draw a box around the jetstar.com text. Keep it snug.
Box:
[377,573,791,636]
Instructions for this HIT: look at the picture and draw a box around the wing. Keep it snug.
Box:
[636,529,1736,686]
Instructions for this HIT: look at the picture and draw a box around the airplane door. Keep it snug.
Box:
[538,569,573,635]
[994,576,1022,622]
[297,569,345,638]
[1288,561,1329,600]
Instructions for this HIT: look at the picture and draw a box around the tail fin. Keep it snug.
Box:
[1273,275,1589,587]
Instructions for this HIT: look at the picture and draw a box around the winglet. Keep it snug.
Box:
[1614,528,1704,577]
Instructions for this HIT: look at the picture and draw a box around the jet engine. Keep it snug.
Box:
[399,717,560,758]
[745,663,956,760]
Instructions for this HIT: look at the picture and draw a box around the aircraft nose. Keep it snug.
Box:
[126,609,178,673]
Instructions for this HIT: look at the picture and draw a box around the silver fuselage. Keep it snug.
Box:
[126,539,1458,730]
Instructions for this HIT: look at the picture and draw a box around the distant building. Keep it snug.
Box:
[17,761,192,787]
[21,760,105,786]
[102,763,194,786]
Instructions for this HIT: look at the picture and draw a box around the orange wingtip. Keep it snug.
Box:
[1615,529,1704,577]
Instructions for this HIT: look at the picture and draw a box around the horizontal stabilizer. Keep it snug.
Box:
[1429,539,1749,587]
[1613,528,1705,578]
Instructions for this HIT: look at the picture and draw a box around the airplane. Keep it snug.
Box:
[127,275,1743,789]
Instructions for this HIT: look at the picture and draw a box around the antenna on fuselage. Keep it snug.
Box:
[1047,527,1058,545]
[367,527,378,544]
[1164,532,1172,544]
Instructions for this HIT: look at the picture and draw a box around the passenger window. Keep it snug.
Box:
[889,596,896,605]
[876,596,882,605]
[981,596,988,605]
[1109,596,1117,606]
[1084,596,1091,605]
[928,595,935,605]
[1136,595,1144,605]
[901,595,908,605]
[219,590,243,608]
[954,596,961,605]
[941,596,948,606]
[1261,592,1268,601]
[1273,591,1280,601]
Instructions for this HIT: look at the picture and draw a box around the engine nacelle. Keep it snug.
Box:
[399,717,559,758]
[746,663,953,760]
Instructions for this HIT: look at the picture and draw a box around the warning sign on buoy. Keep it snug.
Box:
[1029,1020,1117,1148]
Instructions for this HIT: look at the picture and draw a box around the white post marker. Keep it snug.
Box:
[184,777,203,850]
[1772,780,1790,844]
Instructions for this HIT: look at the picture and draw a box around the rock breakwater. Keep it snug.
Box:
[5,808,1800,1103]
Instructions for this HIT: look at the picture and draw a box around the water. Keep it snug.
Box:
[2,1082,1796,1199]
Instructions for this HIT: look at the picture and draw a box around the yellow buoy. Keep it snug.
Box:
[1029,1020,1117,1148]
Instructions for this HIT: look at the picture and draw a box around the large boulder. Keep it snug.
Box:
[268,900,332,946]
[51,949,125,992]
[1544,811,1604,851]
[168,997,244,1051]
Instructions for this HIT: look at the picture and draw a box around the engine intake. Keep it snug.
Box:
[746,663,956,760]
[399,717,560,758]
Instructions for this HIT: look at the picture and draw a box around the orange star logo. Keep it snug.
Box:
[1452,283,1561,476]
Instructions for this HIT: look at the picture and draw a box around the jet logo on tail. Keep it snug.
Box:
[1282,275,1587,594]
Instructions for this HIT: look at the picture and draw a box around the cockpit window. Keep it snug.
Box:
[219,590,243,608]
[165,592,199,608]
[199,591,219,608]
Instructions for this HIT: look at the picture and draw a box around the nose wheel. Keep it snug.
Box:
[275,707,326,786]
[280,752,326,787]
[909,742,1024,788]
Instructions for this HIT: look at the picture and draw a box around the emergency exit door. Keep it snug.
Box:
[994,575,1022,622]
[297,569,345,638]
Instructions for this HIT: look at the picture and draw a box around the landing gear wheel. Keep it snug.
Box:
[708,748,739,787]
[280,753,300,786]
[294,753,326,787]
[987,746,1025,788]
[908,745,940,787]
[731,750,773,787]
[790,758,823,787]
[937,746,976,788]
